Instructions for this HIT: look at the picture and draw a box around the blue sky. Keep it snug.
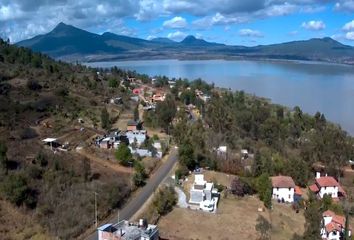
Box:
[1,0,354,46]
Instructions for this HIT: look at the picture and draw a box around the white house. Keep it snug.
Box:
[309,173,346,200]
[321,210,351,240]
[126,130,147,146]
[271,176,295,203]
[189,174,218,212]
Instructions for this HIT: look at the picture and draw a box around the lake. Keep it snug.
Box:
[86,59,354,135]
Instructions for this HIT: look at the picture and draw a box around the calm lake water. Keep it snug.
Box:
[86,59,354,135]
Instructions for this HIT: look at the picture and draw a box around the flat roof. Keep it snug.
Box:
[97,223,112,231]
[42,138,57,143]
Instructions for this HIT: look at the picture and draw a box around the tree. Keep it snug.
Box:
[81,158,91,182]
[133,161,147,187]
[155,94,176,130]
[108,77,119,88]
[134,105,139,121]
[284,157,310,187]
[101,108,110,130]
[153,186,177,215]
[115,144,132,166]
[255,215,272,240]
[1,173,35,207]
[256,173,272,209]
[230,177,245,197]
[178,141,196,170]
[303,192,321,240]
[0,142,9,174]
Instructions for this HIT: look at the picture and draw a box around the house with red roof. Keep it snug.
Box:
[309,172,346,200]
[321,210,351,240]
[271,176,296,203]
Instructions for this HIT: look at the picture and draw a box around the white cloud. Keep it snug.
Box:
[288,30,298,36]
[167,30,187,41]
[239,28,263,37]
[146,35,156,40]
[301,20,326,30]
[163,16,187,29]
[335,0,354,12]
[343,20,354,31]
[0,4,23,21]
[192,13,247,29]
[346,31,354,40]
[264,3,297,17]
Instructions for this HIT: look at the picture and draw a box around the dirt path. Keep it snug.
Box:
[76,148,132,174]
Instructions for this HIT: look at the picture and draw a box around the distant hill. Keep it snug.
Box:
[17,22,354,64]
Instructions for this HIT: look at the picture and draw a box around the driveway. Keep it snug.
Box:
[175,187,188,208]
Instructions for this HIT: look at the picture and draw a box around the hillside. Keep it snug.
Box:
[0,39,139,239]
[17,23,354,64]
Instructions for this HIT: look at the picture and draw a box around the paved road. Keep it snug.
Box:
[86,148,178,240]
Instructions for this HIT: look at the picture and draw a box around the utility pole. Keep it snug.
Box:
[94,192,98,228]
[117,210,120,224]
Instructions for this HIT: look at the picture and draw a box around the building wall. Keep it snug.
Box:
[98,231,121,240]
[319,186,338,198]
[272,187,294,203]
[204,189,212,201]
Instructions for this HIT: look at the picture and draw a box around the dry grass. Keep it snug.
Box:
[0,200,51,240]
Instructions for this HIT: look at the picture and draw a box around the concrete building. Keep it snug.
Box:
[321,210,351,240]
[271,176,295,203]
[189,174,218,212]
[97,220,159,240]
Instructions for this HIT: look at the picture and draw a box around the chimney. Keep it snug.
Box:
[316,172,321,179]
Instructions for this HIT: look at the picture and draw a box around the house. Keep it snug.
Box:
[127,120,141,131]
[189,174,219,212]
[97,220,159,240]
[309,172,346,200]
[151,92,165,102]
[168,80,176,88]
[110,97,123,105]
[294,186,303,202]
[133,88,142,95]
[129,147,152,158]
[241,149,249,159]
[126,130,147,146]
[42,138,61,149]
[99,137,111,149]
[321,210,351,240]
[216,146,227,158]
[271,176,296,203]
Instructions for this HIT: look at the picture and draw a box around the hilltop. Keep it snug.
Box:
[17,22,354,64]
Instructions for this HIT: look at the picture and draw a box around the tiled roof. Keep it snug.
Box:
[325,222,342,233]
[309,183,319,192]
[271,176,295,188]
[295,186,303,195]
[323,210,346,231]
[315,176,339,187]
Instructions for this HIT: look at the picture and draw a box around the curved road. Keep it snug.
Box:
[86,148,178,240]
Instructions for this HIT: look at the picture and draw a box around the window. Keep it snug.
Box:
[289,187,291,191]
[288,194,291,199]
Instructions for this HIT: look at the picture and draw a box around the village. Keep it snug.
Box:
[35,74,353,240]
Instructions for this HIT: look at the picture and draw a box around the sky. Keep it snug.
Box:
[1,0,354,46]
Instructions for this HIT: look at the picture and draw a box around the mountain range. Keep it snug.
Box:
[17,22,354,64]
